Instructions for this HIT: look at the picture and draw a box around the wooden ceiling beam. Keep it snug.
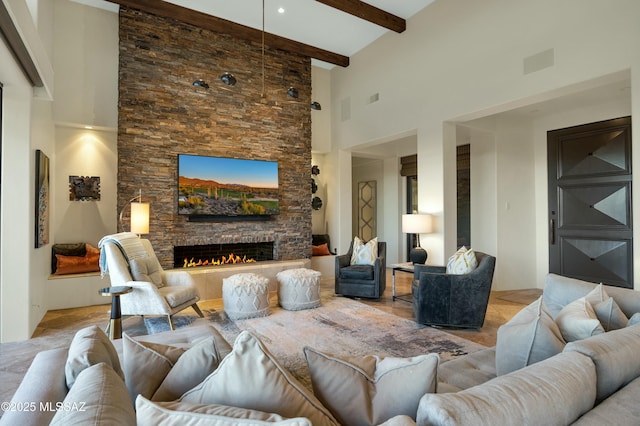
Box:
[105,0,349,67]
[315,0,406,33]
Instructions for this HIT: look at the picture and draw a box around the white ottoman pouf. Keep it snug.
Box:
[276,268,322,311]
[222,273,270,320]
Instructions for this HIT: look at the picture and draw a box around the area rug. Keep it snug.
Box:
[146,294,486,389]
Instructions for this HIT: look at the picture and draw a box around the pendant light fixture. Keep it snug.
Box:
[261,0,266,98]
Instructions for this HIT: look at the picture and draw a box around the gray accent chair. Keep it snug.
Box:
[335,241,386,299]
[412,251,496,328]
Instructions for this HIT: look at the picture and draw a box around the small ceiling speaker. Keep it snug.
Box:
[220,72,237,86]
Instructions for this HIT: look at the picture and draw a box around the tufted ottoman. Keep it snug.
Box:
[222,273,271,320]
[276,268,322,311]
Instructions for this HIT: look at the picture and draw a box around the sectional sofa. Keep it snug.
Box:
[2,273,640,425]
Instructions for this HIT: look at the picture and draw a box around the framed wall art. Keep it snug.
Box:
[69,176,101,201]
[35,149,50,248]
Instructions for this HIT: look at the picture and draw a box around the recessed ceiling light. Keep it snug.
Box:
[278,7,285,13]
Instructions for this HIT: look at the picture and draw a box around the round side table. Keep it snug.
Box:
[98,286,132,339]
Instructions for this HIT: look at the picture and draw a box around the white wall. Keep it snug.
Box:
[0,37,35,342]
[52,0,118,128]
[311,67,331,154]
[53,126,117,244]
[328,0,640,288]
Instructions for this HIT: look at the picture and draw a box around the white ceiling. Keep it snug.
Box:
[70,0,435,68]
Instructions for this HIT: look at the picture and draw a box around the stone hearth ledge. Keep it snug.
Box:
[186,259,312,300]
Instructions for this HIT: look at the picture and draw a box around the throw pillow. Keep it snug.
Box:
[65,325,124,388]
[556,297,605,342]
[180,331,339,426]
[51,363,135,426]
[446,246,477,275]
[350,237,378,266]
[628,312,640,327]
[136,397,313,426]
[303,347,439,426]
[129,256,164,288]
[583,284,628,331]
[54,254,101,275]
[123,333,183,402]
[123,332,229,403]
[594,298,628,331]
[495,297,565,376]
[312,243,331,256]
[153,336,230,402]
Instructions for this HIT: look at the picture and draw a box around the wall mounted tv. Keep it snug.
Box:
[178,154,279,218]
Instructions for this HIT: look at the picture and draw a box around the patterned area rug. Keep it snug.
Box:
[146,294,485,389]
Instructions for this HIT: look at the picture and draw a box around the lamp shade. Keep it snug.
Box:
[402,214,433,234]
[130,202,149,234]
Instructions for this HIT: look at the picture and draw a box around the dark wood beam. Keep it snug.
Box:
[315,0,406,33]
[106,0,349,67]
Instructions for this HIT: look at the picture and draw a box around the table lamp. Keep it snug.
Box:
[402,213,432,264]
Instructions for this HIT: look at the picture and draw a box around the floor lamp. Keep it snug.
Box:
[119,189,149,235]
[402,213,433,264]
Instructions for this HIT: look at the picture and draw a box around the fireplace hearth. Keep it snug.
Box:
[174,242,274,268]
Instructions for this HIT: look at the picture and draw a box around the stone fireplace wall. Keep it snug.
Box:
[117,7,312,268]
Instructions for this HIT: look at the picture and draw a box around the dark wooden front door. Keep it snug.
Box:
[548,116,633,288]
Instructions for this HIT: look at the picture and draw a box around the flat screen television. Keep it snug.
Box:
[178,154,279,217]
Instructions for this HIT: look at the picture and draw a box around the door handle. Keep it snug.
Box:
[549,219,555,245]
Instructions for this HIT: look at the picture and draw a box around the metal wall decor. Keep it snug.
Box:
[69,176,101,201]
[311,165,322,209]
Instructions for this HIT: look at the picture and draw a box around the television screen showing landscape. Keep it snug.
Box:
[178,154,279,216]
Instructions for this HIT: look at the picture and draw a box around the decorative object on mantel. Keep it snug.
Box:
[35,149,50,248]
[310,101,322,110]
[119,189,150,235]
[312,165,320,176]
[192,79,209,89]
[286,86,299,98]
[220,72,237,86]
[402,213,433,264]
[69,176,101,201]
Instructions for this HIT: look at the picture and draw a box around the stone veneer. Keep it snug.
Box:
[117,7,312,268]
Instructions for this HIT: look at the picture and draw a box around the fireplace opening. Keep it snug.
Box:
[174,242,274,268]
